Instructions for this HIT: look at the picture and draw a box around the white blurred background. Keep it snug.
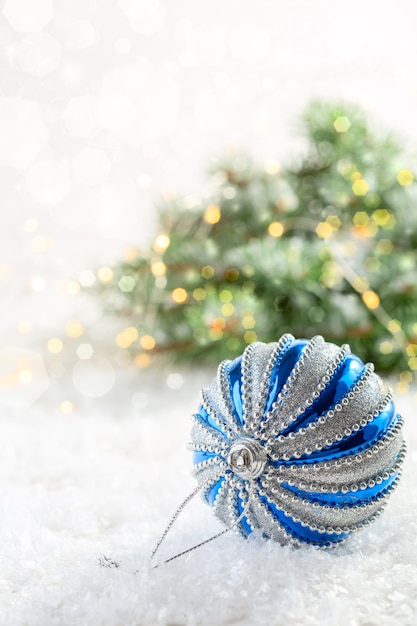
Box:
[1,0,417,413]
[2,5,417,625]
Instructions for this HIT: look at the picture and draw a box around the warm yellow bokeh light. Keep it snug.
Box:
[406,343,417,357]
[203,204,221,225]
[388,319,401,334]
[151,261,167,277]
[171,287,188,304]
[379,341,393,355]
[116,332,131,349]
[66,320,84,338]
[268,221,284,237]
[315,222,333,238]
[408,357,417,370]
[47,337,64,354]
[154,234,171,253]
[134,353,151,368]
[124,327,138,342]
[396,169,414,186]
[124,246,138,261]
[326,215,342,230]
[242,315,256,329]
[352,179,369,196]
[97,266,114,283]
[221,303,235,316]
[362,289,380,309]
[372,209,390,226]
[140,334,156,350]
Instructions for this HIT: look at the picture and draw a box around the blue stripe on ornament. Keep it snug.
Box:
[227,356,244,426]
[259,495,348,543]
[282,354,363,434]
[263,336,296,412]
[281,470,398,505]
[205,476,225,505]
[196,404,227,435]
[301,400,397,462]
[264,340,308,413]
[193,450,218,464]
[271,409,401,470]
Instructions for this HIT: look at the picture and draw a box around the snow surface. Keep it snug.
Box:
[1,368,416,626]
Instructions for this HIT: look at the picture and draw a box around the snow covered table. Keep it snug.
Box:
[1,366,416,626]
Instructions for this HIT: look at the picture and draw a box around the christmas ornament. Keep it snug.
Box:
[189,334,405,546]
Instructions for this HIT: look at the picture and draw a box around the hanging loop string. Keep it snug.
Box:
[150,481,254,569]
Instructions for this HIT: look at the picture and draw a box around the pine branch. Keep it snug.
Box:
[90,101,417,382]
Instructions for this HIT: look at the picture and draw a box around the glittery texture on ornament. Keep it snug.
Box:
[189,335,405,546]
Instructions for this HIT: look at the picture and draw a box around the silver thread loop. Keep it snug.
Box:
[150,481,254,568]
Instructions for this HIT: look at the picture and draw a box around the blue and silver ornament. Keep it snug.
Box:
[189,335,405,546]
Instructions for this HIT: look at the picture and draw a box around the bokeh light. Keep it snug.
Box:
[171,287,188,304]
[47,337,63,354]
[72,356,115,398]
[153,234,170,253]
[60,400,74,414]
[76,343,94,360]
[203,204,221,225]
